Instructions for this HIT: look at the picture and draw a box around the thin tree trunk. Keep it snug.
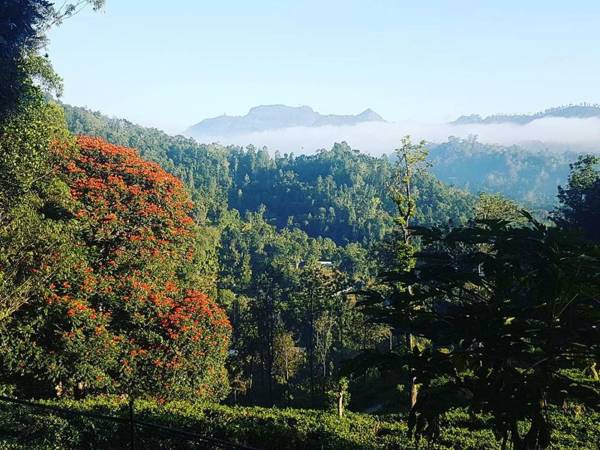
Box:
[590,362,599,380]
[338,391,344,418]
[406,333,418,408]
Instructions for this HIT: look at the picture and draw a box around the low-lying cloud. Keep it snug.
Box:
[190,117,600,155]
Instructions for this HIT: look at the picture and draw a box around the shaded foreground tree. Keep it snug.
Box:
[0,0,104,118]
[1,137,230,400]
[364,216,599,449]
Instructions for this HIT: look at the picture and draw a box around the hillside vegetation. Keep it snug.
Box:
[452,103,600,124]
[63,104,474,244]
[64,104,579,213]
[1,396,598,449]
[429,136,574,207]
[0,4,598,450]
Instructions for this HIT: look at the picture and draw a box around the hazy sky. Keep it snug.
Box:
[48,0,600,133]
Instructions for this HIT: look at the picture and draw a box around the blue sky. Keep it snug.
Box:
[48,0,600,133]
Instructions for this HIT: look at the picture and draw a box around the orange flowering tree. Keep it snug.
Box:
[2,136,230,400]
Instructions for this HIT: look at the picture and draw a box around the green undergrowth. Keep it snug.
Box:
[0,396,597,449]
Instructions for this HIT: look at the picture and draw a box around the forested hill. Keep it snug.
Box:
[62,104,474,244]
[452,103,600,125]
[429,137,574,207]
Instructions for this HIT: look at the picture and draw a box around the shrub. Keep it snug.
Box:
[0,396,597,449]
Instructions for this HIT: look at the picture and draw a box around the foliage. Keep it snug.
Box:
[0,0,52,118]
[214,206,387,406]
[474,192,526,223]
[389,136,430,240]
[0,0,106,326]
[0,84,77,323]
[364,217,600,449]
[553,154,600,241]
[290,264,350,404]
[62,104,476,245]
[1,137,230,401]
[0,396,598,449]
[327,376,350,417]
[428,136,575,208]
[272,330,305,386]
[0,1,104,118]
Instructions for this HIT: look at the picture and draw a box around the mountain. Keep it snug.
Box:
[185,105,385,137]
[452,104,600,125]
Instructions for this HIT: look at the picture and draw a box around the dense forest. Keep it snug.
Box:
[428,136,575,207]
[62,103,475,245]
[61,103,479,409]
[452,103,600,125]
[0,2,598,449]
[63,104,579,215]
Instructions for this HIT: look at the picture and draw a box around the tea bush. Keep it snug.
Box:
[0,396,597,449]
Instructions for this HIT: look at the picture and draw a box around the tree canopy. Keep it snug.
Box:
[1,136,231,400]
[361,216,600,449]
[554,154,600,242]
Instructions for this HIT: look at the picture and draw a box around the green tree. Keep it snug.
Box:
[273,330,304,385]
[553,154,600,242]
[273,329,305,404]
[386,217,599,449]
[389,136,429,408]
[2,137,231,401]
[0,90,76,323]
[1,1,104,118]
[292,264,349,404]
[390,136,430,249]
[474,192,525,223]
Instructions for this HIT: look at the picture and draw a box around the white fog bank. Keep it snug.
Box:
[189,117,600,155]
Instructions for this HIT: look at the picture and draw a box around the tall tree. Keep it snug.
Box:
[388,136,429,408]
[389,136,430,249]
[293,263,347,404]
[386,217,599,449]
[474,192,525,223]
[553,154,600,242]
[0,1,104,118]
[272,329,304,404]
[1,137,231,400]
[0,92,76,323]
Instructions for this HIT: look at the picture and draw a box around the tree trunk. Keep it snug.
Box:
[590,362,599,380]
[406,333,418,409]
[410,376,418,409]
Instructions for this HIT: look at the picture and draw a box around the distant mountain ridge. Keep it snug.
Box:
[185,105,385,137]
[452,103,600,125]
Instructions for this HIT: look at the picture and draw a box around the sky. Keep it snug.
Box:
[48,0,600,134]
